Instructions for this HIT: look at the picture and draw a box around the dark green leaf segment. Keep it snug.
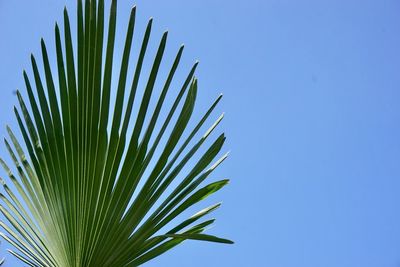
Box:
[0,0,232,266]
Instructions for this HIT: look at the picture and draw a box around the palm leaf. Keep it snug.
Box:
[0,0,232,266]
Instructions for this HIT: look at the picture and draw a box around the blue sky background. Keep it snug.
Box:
[1,0,400,266]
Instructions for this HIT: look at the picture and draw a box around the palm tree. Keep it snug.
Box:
[0,0,232,266]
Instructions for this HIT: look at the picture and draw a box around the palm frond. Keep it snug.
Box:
[0,0,231,266]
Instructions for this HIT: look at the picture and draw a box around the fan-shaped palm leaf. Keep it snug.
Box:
[0,0,232,266]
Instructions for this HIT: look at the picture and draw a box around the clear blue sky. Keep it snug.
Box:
[1,0,400,266]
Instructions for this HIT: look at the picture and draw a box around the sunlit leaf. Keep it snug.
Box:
[0,0,231,266]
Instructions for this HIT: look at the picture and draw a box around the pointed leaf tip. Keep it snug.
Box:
[16,90,22,100]
[163,30,169,39]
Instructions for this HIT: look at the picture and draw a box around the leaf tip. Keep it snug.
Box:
[163,30,169,39]
[63,6,69,16]
[130,5,136,17]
